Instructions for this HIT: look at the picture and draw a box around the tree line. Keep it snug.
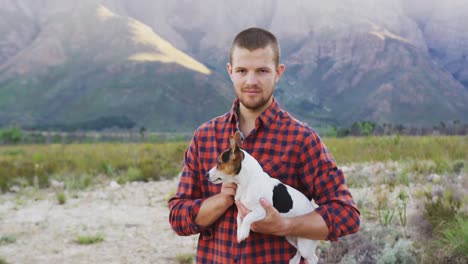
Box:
[0,120,467,144]
[324,120,468,137]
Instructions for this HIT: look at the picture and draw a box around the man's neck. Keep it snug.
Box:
[238,100,272,136]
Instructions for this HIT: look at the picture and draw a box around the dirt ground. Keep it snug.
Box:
[0,162,447,264]
[0,178,198,264]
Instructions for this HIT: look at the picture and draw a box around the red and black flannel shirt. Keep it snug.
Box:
[168,98,360,264]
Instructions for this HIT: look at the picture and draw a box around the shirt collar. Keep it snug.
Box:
[225,97,282,128]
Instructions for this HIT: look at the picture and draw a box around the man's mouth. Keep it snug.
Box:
[243,90,260,95]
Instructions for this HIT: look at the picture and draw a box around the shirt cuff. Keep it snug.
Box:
[187,199,204,234]
[314,206,337,241]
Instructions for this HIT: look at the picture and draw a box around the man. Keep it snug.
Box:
[168,27,360,263]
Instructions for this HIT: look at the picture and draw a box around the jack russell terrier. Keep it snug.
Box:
[206,131,318,264]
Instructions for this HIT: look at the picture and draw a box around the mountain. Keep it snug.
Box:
[0,0,467,132]
[0,1,232,131]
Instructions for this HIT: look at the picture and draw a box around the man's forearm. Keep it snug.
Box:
[284,211,329,240]
[195,193,234,227]
[245,198,329,240]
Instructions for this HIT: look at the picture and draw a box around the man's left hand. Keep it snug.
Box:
[236,198,291,236]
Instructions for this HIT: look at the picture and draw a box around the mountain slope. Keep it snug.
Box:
[0,0,467,132]
[0,2,232,131]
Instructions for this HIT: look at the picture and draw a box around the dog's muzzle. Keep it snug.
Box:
[206,167,223,184]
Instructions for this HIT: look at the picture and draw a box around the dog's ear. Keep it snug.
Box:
[229,134,237,152]
[234,131,242,148]
[229,131,242,152]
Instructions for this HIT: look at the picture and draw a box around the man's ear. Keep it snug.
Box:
[226,63,233,80]
[274,63,285,84]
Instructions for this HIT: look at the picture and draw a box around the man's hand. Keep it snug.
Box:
[220,182,237,206]
[236,198,291,236]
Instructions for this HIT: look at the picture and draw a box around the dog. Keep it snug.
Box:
[206,131,318,264]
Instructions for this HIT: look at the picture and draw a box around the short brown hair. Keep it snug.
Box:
[230,27,280,66]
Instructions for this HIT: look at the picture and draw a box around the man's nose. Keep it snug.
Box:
[245,72,258,85]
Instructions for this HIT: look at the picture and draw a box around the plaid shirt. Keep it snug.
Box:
[168,98,360,264]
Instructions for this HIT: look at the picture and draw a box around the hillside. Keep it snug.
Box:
[0,0,467,131]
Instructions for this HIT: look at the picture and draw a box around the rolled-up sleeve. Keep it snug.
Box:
[169,196,204,236]
[168,136,207,236]
[301,133,360,241]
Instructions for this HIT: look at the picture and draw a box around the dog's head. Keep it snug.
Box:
[206,131,245,184]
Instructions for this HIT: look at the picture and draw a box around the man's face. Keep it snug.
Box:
[227,46,285,113]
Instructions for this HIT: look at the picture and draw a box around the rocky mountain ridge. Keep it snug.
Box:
[0,0,467,131]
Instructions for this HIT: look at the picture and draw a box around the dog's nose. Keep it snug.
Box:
[205,172,210,178]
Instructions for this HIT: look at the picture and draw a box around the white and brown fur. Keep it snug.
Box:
[206,131,318,264]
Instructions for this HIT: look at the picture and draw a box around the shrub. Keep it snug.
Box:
[0,235,16,245]
[56,192,67,205]
[118,167,144,184]
[377,239,418,264]
[423,185,462,228]
[0,127,23,144]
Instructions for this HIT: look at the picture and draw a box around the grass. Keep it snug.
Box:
[0,257,8,264]
[440,216,468,256]
[0,136,465,198]
[175,253,195,264]
[0,136,465,193]
[75,233,105,245]
[0,142,187,192]
[56,191,66,205]
[323,135,466,166]
[0,235,16,245]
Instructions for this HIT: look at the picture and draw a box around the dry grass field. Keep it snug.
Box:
[0,136,466,263]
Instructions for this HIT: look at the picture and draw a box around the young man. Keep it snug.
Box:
[168,27,360,263]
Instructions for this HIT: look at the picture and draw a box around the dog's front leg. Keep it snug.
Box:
[237,207,266,243]
[236,209,243,236]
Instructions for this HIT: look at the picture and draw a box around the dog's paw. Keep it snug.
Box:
[237,227,250,243]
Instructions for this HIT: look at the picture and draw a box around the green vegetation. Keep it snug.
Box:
[75,233,105,245]
[56,191,67,205]
[0,127,23,144]
[0,256,8,264]
[0,136,465,192]
[0,142,187,192]
[175,253,195,264]
[323,135,466,167]
[420,182,468,262]
[0,235,16,245]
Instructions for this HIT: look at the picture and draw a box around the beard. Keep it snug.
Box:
[236,86,274,112]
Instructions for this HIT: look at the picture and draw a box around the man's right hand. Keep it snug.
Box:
[195,182,237,227]
[220,182,237,206]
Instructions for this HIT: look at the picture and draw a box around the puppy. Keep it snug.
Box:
[206,131,318,264]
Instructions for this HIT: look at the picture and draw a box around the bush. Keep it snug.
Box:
[377,239,417,264]
[0,127,23,144]
[440,216,468,257]
[423,185,462,228]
